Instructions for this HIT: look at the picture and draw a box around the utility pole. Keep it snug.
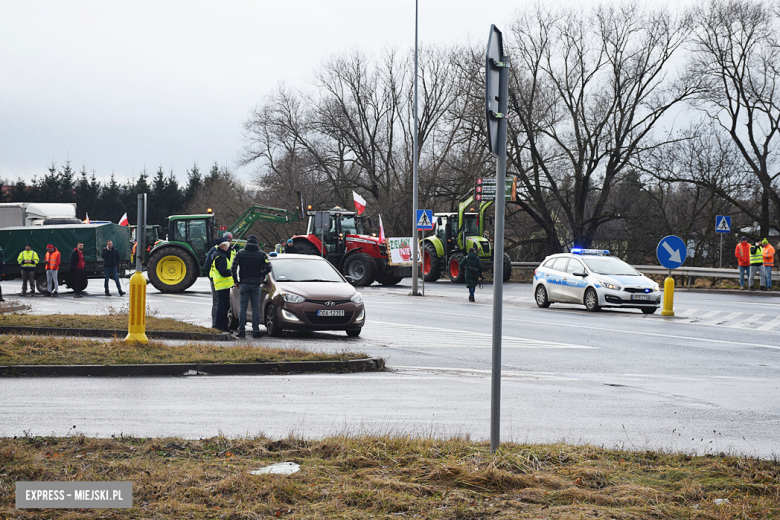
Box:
[411,0,421,296]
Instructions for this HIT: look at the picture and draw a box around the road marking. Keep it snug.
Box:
[700,311,743,326]
[366,321,595,349]
[729,314,764,328]
[676,308,697,317]
[757,316,780,331]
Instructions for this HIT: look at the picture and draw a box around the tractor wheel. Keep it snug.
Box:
[423,242,441,282]
[448,252,465,283]
[503,253,512,283]
[294,240,320,256]
[64,274,88,291]
[376,274,403,286]
[148,246,198,293]
[343,253,376,286]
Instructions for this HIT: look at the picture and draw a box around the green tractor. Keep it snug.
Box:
[147,205,300,293]
[422,196,512,283]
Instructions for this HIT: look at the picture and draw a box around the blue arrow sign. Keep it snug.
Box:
[715,215,731,233]
[416,209,433,230]
[656,235,687,270]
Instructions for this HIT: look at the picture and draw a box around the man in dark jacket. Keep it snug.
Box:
[232,235,271,338]
[284,239,297,254]
[210,237,234,331]
[460,247,483,302]
[70,242,86,298]
[101,240,125,296]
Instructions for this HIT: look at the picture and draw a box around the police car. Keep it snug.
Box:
[532,249,661,313]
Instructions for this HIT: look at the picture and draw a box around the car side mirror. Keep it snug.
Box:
[344,276,354,284]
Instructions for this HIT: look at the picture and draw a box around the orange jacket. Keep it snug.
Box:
[735,242,751,267]
[763,244,775,266]
[45,249,61,270]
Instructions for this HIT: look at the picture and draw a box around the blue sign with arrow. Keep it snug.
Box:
[656,235,687,270]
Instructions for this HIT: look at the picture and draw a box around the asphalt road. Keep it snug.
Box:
[1,277,778,457]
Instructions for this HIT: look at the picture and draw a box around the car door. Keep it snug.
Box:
[544,257,569,301]
[560,258,587,303]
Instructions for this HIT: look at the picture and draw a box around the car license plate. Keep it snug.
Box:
[630,294,651,300]
[317,310,345,317]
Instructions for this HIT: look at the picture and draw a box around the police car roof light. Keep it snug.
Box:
[571,248,610,255]
[269,252,278,257]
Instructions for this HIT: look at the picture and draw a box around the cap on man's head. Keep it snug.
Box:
[218,236,231,245]
[222,232,233,240]
[287,239,294,244]
[247,235,258,243]
[740,236,748,241]
[762,238,769,245]
[46,243,53,249]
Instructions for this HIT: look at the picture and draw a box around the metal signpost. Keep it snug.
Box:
[656,235,687,317]
[411,0,420,296]
[486,24,509,454]
[715,215,731,269]
[417,210,433,296]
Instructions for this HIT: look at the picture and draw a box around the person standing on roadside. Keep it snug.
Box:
[70,242,86,298]
[17,243,39,296]
[749,239,765,291]
[762,238,775,290]
[460,247,483,302]
[735,235,751,289]
[232,234,271,338]
[275,239,285,254]
[44,243,61,297]
[284,239,297,254]
[210,236,234,332]
[0,244,5,302]
[204,232,234,328]
[101,240,124,296]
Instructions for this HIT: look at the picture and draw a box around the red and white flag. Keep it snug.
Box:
[118,212,129,226]
[379,214,386,242]
[84,213,90,224]
[353,191,366,215]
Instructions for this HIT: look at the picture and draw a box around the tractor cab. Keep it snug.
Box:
[305,207,366,257]
[165,214,217,265]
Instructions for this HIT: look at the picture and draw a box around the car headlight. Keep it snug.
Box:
[653,283,660,292]
[282,292,305,304]
[599,280,621,291]
[350,292,363,304]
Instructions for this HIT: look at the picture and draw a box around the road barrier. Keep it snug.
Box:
[512,262,780,282]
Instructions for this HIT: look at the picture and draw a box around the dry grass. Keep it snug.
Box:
[0,435,777,518]
[0,313,215,334]
[0,336,366,366]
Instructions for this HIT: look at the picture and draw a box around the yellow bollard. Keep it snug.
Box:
[124,271,148,344]
[661,276,675,316]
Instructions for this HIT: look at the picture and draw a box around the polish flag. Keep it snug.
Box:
[379,214,386,242]
[353,191,366,215]
[84,213,90,224]
[118,213,129,226]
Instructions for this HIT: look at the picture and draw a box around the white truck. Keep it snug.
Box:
[0,203,79,228]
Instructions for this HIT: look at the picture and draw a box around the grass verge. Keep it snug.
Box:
[0,336,366,366]
[0,435,777,518]
[0,313,215,334]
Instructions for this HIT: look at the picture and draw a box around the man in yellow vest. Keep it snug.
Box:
[748,240,764,291]
[762,238,775,290]
[209,236,235,331]
[17,243,39,296]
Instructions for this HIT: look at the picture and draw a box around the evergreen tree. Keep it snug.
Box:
[164,170,183,215]
[205,162,221,186]
[98,173,123,222]
[183,163,202,206]
[59,160,76,201]
[149,166,167,226]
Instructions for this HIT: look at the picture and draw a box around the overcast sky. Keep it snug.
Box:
[1,0,689,186]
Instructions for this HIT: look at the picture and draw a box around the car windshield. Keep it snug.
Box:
[270,258,344,282]
[581,256,640,276]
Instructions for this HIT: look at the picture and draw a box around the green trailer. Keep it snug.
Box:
[0,223,132,293]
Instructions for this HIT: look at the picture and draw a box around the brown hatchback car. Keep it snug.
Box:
[229,254,365,337]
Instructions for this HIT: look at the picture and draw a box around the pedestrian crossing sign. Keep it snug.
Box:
[416,209,433,230]
[715,215,731,233]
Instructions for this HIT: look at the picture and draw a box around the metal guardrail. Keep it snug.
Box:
[511,262,779,281]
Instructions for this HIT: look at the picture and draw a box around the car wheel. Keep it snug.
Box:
[346,329,361,337]
[641,307,657,315]
[265,303,283,337]
[535,285,550,308]
[227,307,239,331]
[584,288,600,312]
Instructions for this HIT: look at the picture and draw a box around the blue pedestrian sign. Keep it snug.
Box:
[656,235,687,270]
[715,215,731,233]
[416,209,433,230]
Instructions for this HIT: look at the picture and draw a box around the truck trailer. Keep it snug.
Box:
[0,223,131,293]
[0,203,79,228]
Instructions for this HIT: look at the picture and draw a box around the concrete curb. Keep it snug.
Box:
[675,288,780,297]
[0,357,385,377]
[0,326,231,341]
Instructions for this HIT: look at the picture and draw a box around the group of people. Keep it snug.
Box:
[274,239,297,254]
[735,236,776,291]
[0,241,125,299]
[205,232,272,337]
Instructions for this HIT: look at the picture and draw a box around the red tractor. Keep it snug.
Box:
[290,207,409,286]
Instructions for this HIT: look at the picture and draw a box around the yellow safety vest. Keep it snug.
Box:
[210,251,234,290]
[750,246,763,265]
[17,250,39,267]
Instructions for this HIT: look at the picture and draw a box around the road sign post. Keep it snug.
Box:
[417,210,433,296]
[486,24,509,454]
[656,235,687,317]
[715,215,731,270]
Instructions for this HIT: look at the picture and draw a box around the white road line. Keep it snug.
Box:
[700,311,743,326]
[693,310,721,321]
[676,308,698,317]
[757,315,780,331]
[729,314,765,328]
